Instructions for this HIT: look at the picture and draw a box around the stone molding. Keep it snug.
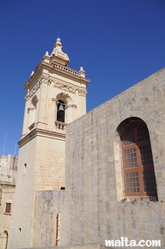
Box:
[51,62,80,77]
[25,81,40,100]
[27,107,35,112]
[53,79,87,96]
[52,97,77,109]
[25,74,53,100]
[25,74,87,101]
[39,74,53,85]
[18,128,66,148]
[54,80,76,94]
[66,104,77,109]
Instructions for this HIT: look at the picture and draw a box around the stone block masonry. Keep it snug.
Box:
[21,244,107,249]
[33,68,165,248]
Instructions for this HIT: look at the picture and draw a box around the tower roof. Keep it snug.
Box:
[50,38,70,66]
[24,38,90,89]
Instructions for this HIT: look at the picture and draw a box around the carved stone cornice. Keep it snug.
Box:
[78,88,87,96]
[39,74,53,85]
[24,56,90,91]
[25,74,54,100]
[18,128,65,148]
[25,73,87,101]
[54,80,76,94]
[53,79,87,96]
[38,60,90,84]
[25,81,40,100]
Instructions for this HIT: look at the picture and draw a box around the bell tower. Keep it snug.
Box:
[8,38,90,249]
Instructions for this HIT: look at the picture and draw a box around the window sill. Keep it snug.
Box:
[121,196,158,203]
[3,213,11,216]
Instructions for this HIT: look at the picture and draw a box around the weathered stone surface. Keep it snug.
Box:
[32,68,165,249]
[7,37,165,249]
[22,244,107,249]
[8,39,89,249]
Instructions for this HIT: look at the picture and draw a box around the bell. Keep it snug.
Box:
[58,103,64,111]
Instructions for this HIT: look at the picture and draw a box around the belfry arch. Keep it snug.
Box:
[55,92,76,125]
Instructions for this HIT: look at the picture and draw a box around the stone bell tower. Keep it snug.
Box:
[8,38,90,249]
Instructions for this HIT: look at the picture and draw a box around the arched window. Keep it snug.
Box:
[28,95,38,130]
[121,121,157,199]
[57,100,65,122]
[2,230,8,249]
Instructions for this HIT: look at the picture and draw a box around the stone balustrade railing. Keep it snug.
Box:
[51,62,80,77]
[55,121,66,130]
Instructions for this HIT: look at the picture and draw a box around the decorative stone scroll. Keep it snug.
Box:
[25,81,40,100]
[25,74,54,100]
[78,88,87,96]
[53,80,87,96]
[54,80,76,94]
[39,74,54,85]
[25,74,87,101]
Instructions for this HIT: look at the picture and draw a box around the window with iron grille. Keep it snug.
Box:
[122,122,157,198]
[5,203,11,214]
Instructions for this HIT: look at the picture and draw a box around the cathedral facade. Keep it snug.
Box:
[7,39,165,249]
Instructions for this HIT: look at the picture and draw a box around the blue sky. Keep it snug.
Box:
[0,0,165,156]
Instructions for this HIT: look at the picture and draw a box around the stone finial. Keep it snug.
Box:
[30,71,34,77]
[50,38,70,66]
[56,37,62,45]
[45,51,49,56]
[43,51,50,63]
[79,66,85,78]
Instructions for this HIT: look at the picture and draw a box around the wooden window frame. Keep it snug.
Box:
[5,203,11,214]
[122,121,157,197]
[55,213,60,246]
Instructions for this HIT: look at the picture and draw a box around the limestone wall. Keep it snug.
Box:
[33,68,165,248]
[0,188,15,249]
[63,68,165,246]
[0,155,18,189]
[34,134,65,191]
[8,139,37,249]
[33,190,65,247]
[8,132,66,249]
[22,243,106,249]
